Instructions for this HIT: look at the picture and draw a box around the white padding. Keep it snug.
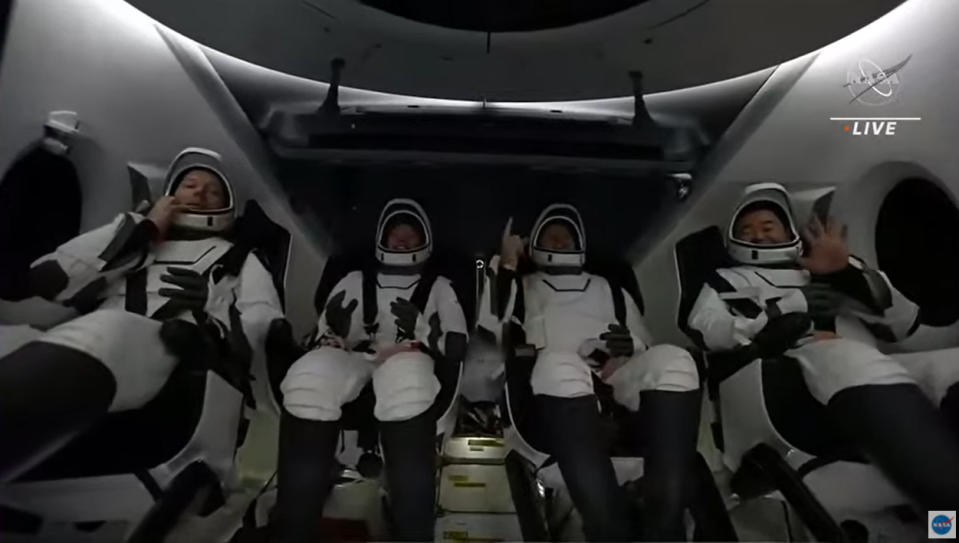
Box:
[281,347,374,421]
[529,351,594,399]
[37,310,177,412]
[0,324,43,358]
[790,338,915,404]
[606,344,700,412]
[372,350,439,421]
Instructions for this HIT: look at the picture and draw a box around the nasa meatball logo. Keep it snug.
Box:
[843,54,911,106]
[929,511,956,539]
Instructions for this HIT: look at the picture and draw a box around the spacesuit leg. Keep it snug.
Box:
[793,338,959,508]
[379,408,437,541]
[369,350,440,540]
[828,383,959,510]
[0,310,179,482]
[608,345,702,542]
[275,347,375,542]
[0,341,116,483]
[535,394,636,541]
[274,411,341,543]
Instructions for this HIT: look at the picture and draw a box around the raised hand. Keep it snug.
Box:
[798,216,850,275]
[158,267,209,312]
[147,196,188,241]
[500,216,527,270]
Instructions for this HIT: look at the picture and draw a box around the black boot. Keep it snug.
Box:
[941,382,959,442]
[828,383,959,510]
[637,389,702,542]
[379,409,437,542]
[273,411,341,543]
[0,342,116,482]
[535,394,635,542]
[685,453,738,541]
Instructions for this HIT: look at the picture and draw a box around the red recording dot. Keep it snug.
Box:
[844,125,850,131]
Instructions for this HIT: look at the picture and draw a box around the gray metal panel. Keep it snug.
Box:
[443,436,508,465]
[438,465,516,514]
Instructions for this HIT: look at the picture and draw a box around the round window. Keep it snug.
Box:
[875,178,959,326]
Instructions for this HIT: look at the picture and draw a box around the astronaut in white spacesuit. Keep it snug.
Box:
[0,148,284,482]
[274,198,468,543]
[687,182,959,510]
[478,204,704,542]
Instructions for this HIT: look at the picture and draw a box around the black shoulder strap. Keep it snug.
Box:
[705,271,763,319]
[362,268,378,334]
[608,278,627,327]
[410,270,439,314]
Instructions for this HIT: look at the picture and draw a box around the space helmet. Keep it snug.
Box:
[529,203,586,271]
[162,147,235,233]
[375,198,433,267]
[727,182,801,265]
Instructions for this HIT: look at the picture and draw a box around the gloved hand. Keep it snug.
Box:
[599,323,634,358]
[800,282,843,319]
[324,290,358,339]
[390,297,420,342]
[158,267,209,312]
[751,313,813,358]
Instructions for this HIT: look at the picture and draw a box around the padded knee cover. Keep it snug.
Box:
[607,344,699,412]
[372,350,440,422]
[281,347,373,421]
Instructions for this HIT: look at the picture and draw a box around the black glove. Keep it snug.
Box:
[390,297,419,342]
[751,313,813,358]
[800,282,843,319]
[158,267,209,312]
[323,290,358,338]
[599,323,634,358]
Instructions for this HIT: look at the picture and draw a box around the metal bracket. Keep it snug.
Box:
[42,110,80,155]
[319,58,346,116]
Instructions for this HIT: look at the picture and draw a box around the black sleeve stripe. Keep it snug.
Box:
[100,217,157,272]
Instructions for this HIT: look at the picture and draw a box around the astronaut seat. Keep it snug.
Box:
[674,225,917,541]
[249,247,471,541]
[496,255,734,541]
[0,198,292,542]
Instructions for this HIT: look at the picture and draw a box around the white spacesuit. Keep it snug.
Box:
[275,198,467,543]
[686,182,959,510]
[687,183,920,404]
[478,203,705,542]
[281,198,468,422]
[0,148,284,482]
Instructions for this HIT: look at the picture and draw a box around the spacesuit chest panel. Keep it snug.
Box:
[368,273,420,345]
[101,238,234,314]
[523,273,614,352]
[720,266,809,307]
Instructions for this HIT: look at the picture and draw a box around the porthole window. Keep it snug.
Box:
[0,146,82,301]
[875,178,959,326]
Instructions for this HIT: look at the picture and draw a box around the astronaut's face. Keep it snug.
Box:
[386,222,424,251]
[734,209,790,245]
[173,169,228,210]
[538,222,576,251]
